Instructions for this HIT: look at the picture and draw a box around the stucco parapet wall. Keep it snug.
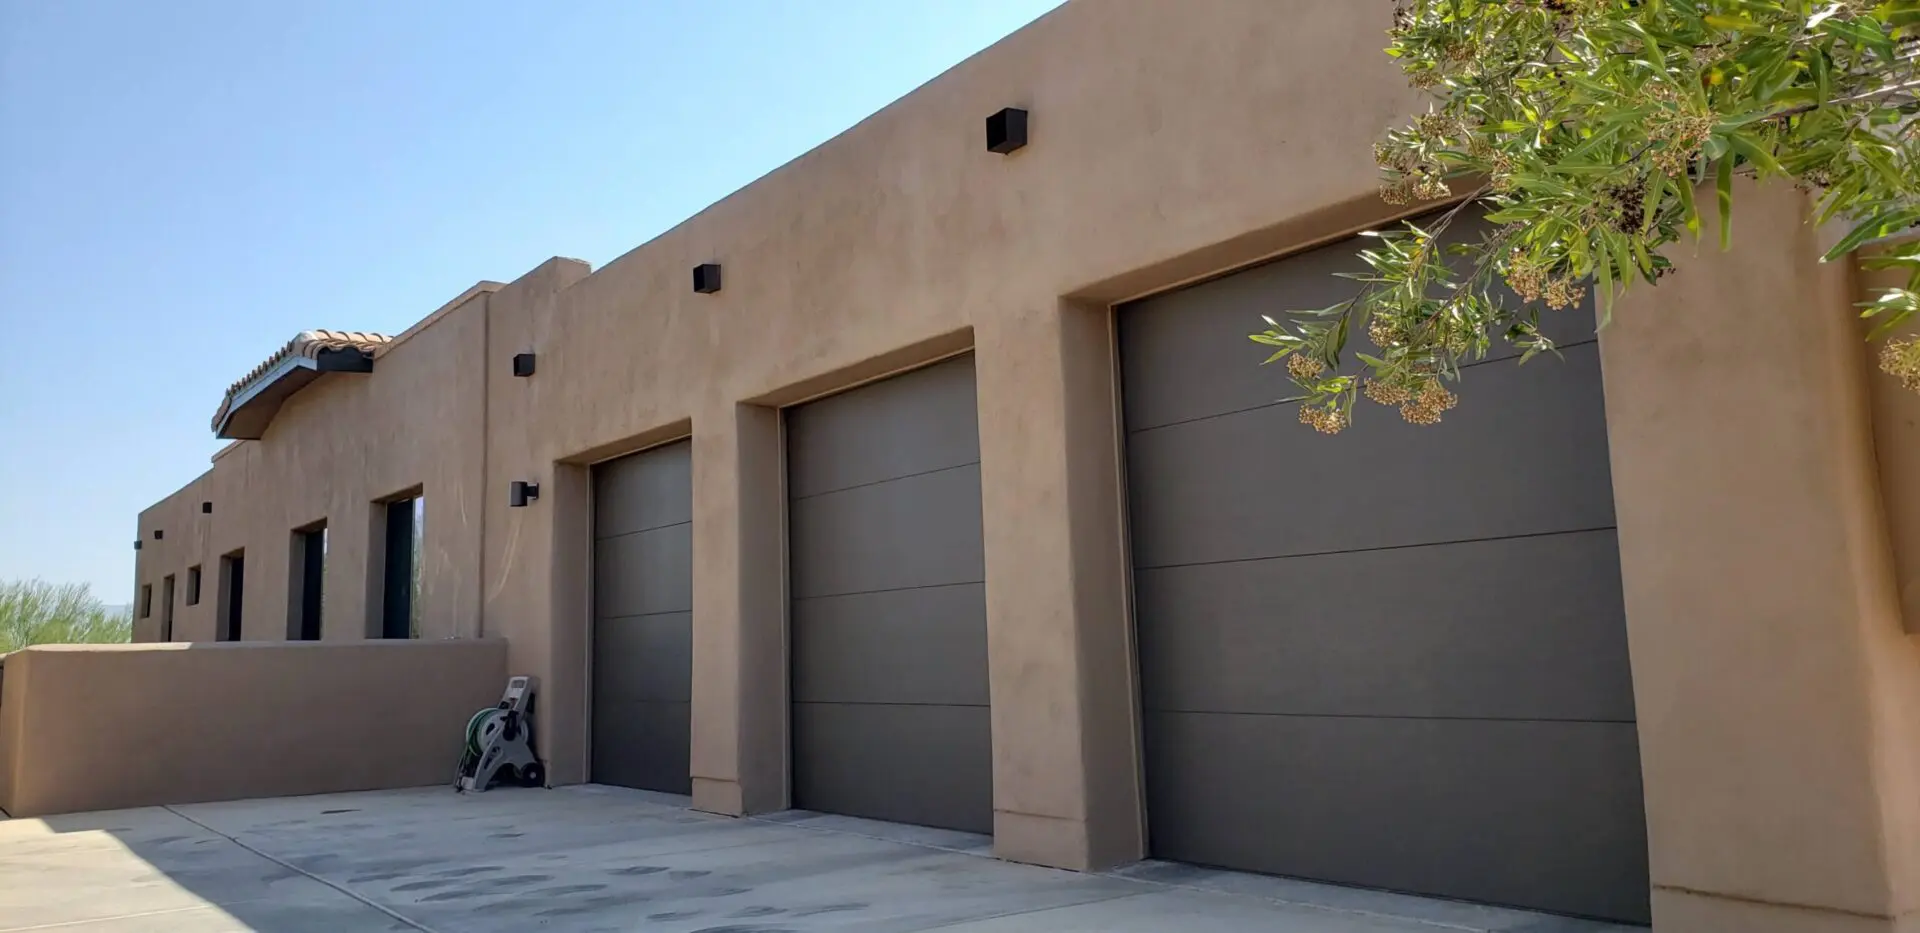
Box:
[0,639,509,818]
[382,279,506,353]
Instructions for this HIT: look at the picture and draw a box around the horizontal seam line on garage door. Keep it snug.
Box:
[790,460,980,502]
[792,579,986,601]
[594,518,692,542]
[1136,524,1617,572]
[595,608,691,622]
[793,580,983,602]
[793,699,989,709]
[1125,337,1599,436]
[1142,708,1634,724]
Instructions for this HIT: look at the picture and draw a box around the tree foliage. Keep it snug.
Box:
[1253,0,1920,434]
[0,580,131,654]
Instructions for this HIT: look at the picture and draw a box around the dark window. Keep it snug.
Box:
[379,495,425,639]
[218,550,245,642]
[186,565,202,606]
[289,522,327,640]
[160,574,176,642]
[139,584,152,619]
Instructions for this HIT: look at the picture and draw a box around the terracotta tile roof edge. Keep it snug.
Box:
[211,330,393,434]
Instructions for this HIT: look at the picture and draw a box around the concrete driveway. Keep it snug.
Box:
[0,785,1641,932]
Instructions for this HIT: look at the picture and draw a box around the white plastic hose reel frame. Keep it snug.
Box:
[455,675,545,792]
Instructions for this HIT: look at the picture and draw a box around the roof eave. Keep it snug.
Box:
[212,348,376,440]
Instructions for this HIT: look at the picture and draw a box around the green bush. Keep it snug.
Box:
[0,580,132,654]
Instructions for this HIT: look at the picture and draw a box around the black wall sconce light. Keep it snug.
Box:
[201,501,213,514]
[153,529,164,540]
[986,107,1028,154]
[693,263,723,294]
[512,353,537,377]
[509,481,541,508]
[133,540,143,551]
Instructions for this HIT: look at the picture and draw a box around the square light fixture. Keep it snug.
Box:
[986,107,1028,154]
[201,501,213,514]
[509,481,540,508]
[153,529,164,540]
[693,263,723,294]
[133,540,143,551]
[513,352,536,377]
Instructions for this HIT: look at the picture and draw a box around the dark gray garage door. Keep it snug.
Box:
[787,355,993,834]
[591,439,693,794]
[1119,219,1650,924]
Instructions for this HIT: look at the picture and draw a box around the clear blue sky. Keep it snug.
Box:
[0,0,1064,602]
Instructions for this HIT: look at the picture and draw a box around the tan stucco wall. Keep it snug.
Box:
[1862,246,1920,636]
[115,1,1920,928]
[0,640,506,817]
[1602,182,1920,932]
[135,285,494,643]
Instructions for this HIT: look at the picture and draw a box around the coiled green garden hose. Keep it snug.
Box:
[465,707,503,757]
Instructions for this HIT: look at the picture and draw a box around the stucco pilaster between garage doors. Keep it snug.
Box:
[688,400,788,817]
[974,303,1146,870]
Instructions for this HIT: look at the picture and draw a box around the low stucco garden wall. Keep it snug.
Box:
[0,638,507,817]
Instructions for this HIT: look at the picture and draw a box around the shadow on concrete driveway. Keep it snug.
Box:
[0,785,1644,932]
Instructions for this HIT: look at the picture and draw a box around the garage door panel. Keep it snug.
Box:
[789,464,985,598]
[591,439,692,795]
[593,611,692,704]
[1118,214,1595,434]
[1143,711,1649,923]
[791,702,993,834]
[1135,531,1635,722]
[787,356,981,498]
[1127,343,1615,570]
[591,699,692,795]
[792,584,989,706]
[1120,238,1362,434]
[594,442,693,537]
[787,356,991,834]
[1122,218,1645,922]
[594,523,693,618]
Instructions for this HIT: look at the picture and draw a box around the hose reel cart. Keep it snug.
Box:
[455,675,546,791]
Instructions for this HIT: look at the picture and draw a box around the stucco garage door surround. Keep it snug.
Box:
[786,354,994,834]
[1118,217,1651,924]
[591,439,694,794]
